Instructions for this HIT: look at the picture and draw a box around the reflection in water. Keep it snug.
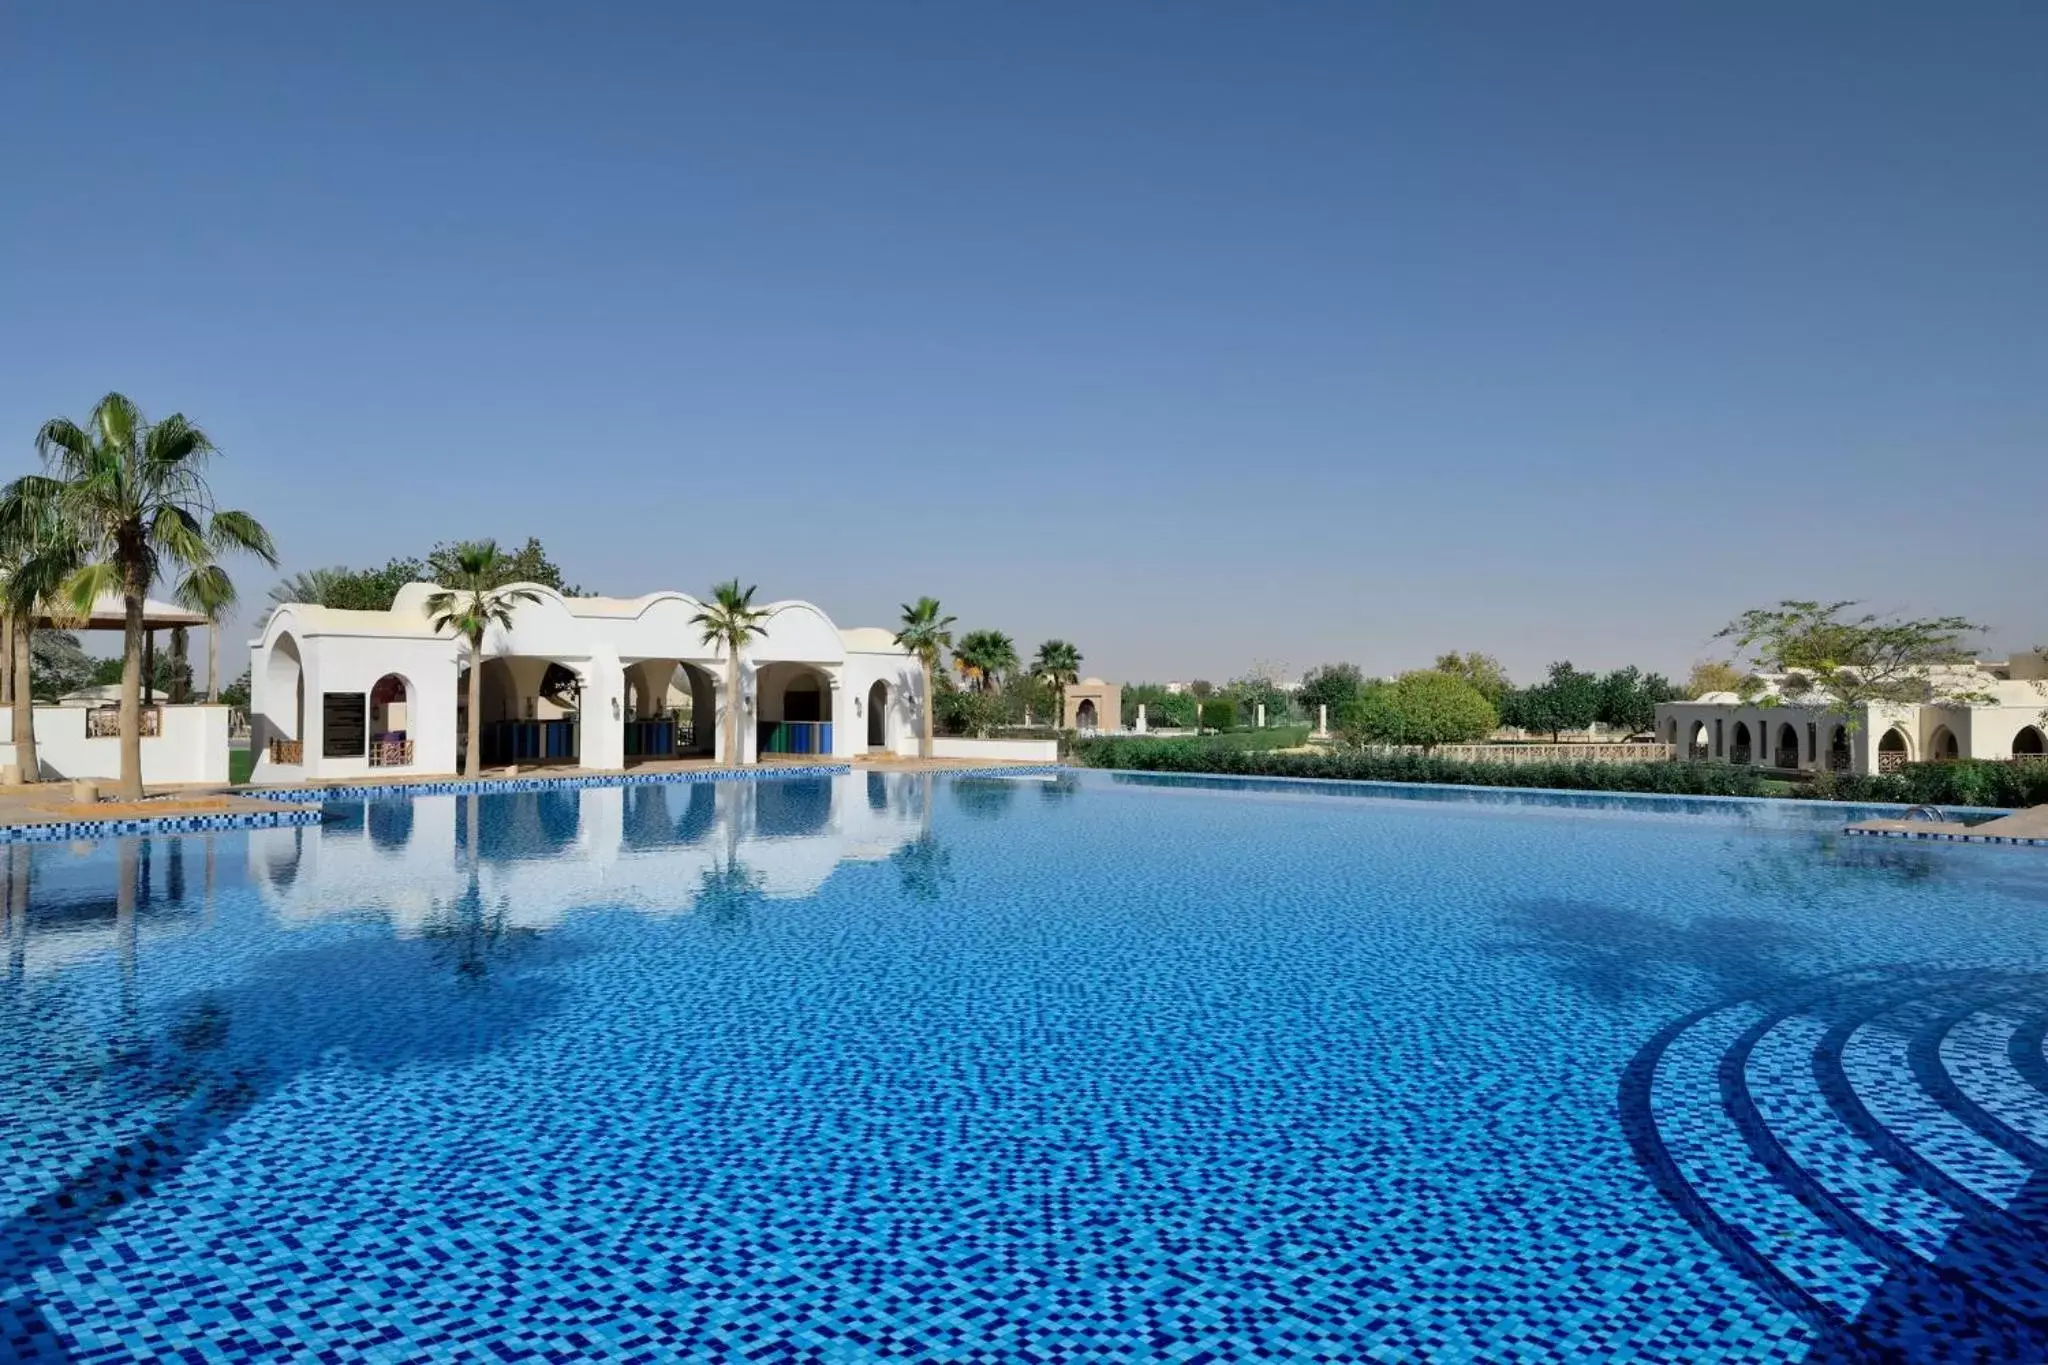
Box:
[952,776,1020,821]
[247,774,929,935]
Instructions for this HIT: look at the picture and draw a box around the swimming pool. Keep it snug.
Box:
[3,770,2046,1360]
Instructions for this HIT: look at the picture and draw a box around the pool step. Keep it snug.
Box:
[1622,968,2048,1360]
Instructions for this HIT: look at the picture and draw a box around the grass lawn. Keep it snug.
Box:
[229,748,254,786]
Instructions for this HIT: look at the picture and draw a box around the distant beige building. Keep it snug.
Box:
[1654,656,2048,776]
[1064,678,1122,733]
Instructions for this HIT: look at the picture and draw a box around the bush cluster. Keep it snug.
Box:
[1067,742,1776,796]
[1066,745,2048,807]
[1810,760,2048,809]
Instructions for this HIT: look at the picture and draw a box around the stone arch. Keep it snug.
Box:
[1776,722,1801,769]
[757,662,835,756]
[263,631,306,764]
[369,673,414,767]
[1687,720,1710,760]
[1077,698,1099,731]
[2014,726,2046,759]
[1730,720,1752,764]
[1878,726,1912,774]
[1930,724,1960,762]
[867,679,889,750]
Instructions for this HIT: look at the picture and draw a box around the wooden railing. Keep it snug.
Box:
[368,738,413,768]
[1774,748,1801,770]
[1879,750,1908,774]
[86,705,161,738]
[269,738,304,765]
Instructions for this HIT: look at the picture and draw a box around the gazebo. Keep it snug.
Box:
[27,592,213,705]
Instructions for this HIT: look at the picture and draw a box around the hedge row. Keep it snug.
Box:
[1067,741,1776,796]
[1067,743,2048,807]
[1808,761,2048,809]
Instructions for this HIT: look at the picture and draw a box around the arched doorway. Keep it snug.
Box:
[1687,720,1709,761]
[1930,725,1960,763]
[867,680,889,750]
[1827,726,1852,772]
[369,674,412,767]
[1775,722,1801,770]
[622,660,717,761]
[473,657,582,767]
[2015,726,2046,759]
[756,664,835,756]
[1076,698,1098,731]
[1730,721,1752,765]
[263,632,306,765]
[1878,727,1911,774]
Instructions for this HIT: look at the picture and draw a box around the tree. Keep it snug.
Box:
[427,541,544,777]
[1296,663,1365,719]
[1338,671,1497,752]
[691,580,770,768]
[14,393,276,797]
[1433,651,1513,706]
[0,476,76,781]
[1508,662,1602,741]
[428,537,582,597]
[29,631,95,702]
[176,557,238,702]
[220,667,251,710]
[893,597,955,760]
[1187,679,1214,699]
[1685,659,1746,698]
[1031,639,1082,729]
[951,629,1017,693]
[1595,666,1679,736]
[1715,600,1988,717]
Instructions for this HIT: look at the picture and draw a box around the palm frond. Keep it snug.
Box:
[209,509,278,565]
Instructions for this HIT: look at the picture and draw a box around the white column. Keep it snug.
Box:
[1256,703,1266,729]
[1135,704,1147,734]
[577,654,627,772]
[1315,704,1329,737]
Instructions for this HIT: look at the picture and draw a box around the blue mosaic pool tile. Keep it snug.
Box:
[3,770,2048,1359]
[0,805,322,844]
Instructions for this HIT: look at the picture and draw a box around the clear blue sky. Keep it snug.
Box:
[4,3,2043,686]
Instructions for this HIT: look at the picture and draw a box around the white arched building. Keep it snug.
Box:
[1654,657,2048,776]
[249,584,926,783]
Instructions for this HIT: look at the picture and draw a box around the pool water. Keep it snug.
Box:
[4,771,2048,1361]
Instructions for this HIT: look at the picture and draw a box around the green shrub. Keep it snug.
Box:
[1199,698,1236,731]
[1068,742,1775,796]
[1812,759,2048,808]
[1066,746,2048,807]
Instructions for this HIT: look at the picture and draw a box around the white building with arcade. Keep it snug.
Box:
[249,583,927,784]
[1653,656,2048,776]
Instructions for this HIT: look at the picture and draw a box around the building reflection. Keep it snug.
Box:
[245,773,928,935]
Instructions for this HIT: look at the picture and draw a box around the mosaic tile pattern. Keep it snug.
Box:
[3,770,2048,1361]
[0,805,321,844]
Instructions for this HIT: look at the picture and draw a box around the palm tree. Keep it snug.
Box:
[269,567,351,607]
[10,394,275,798]
[952,629,1018,694]
[175,561,237,704]
[1031,639,1082,730]
[893,597,955,760]
[0,481,77,784]
[426,540,542,778]
[691,580,770,766]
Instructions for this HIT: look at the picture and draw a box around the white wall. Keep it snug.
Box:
[0,705,231,785]
[930,736,1059,763]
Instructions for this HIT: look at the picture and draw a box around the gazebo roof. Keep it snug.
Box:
[36,592,210,630]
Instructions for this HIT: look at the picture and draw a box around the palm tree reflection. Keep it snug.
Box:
[697,856,765,932]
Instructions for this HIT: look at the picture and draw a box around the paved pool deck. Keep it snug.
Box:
[1846,804,2048,847]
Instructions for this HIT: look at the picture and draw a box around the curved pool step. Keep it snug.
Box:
[1622,967,2048,1360]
